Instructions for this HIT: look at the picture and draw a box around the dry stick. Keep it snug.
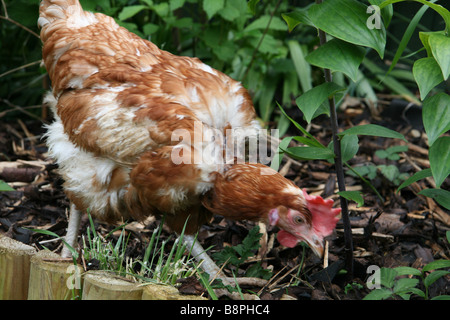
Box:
[315,0,353,277]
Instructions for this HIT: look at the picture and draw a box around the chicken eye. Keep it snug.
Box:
[294,216,304,225]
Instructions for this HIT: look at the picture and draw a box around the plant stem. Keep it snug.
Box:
[315,0,353,277]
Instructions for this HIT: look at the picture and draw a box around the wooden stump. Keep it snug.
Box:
[0,235,36,300]
[82,271,143,300]
[28,250,81,300]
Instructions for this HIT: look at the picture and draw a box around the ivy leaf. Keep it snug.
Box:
[0,180,14,191]
[308,0,386,58]
[338,191,364,207]
[305,39,365,82]
[429,33,450,79]
[203,0,224,19]
[422,93,450,147]
[429,136,450,188]
[413,57,444,100]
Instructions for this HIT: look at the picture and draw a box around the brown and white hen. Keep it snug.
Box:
[38,0,340,285]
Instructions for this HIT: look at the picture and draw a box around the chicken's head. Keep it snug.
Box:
[268,189,341,257]
[203,163,341,257]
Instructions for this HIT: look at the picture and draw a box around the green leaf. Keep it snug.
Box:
[244,16,287,32]
[276,102,323,148]
[247,0,260,15]
[380,267,397,288]
[397,168,432,192]
[203,0,224,19]
[419,189,450,210]
[423,259,450,272]
[296,82,344,123]
[422,93,450,147]
[285,146,335,161]
[288,41,312,93]
[424,270,450,288]
[413,57,444,100]
[378,165,400,182]
[0,180,14,191]
[308,0,386,58]
[379,0,450,35]
[338,191,364,207]
[429,136,450,188]
[393,278,419,294]
[431,295,450,300]
[118,5,148,21]
[363,288,394,300]
[305,39,365,82]
[394,266,423,277]
[282,6,314,31]
[339,124,406,141]
[386,1,432,75]
[341,134,360,163]
[429,33,450,79]
[270,136,293,172]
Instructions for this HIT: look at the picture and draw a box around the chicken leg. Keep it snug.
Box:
[61,203,81,258]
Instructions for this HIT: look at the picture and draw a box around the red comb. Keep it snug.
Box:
[302,189,341,238]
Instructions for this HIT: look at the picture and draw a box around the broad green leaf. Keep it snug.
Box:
[282,6,314,31]
[338,191,364,207]
[423,259,450,272]
[363,288,393,300]
[393,278,419,294]
[413,57,444,100]
[118,5,148,21]
[429,136,450,188]
[0,180,14,191]
[339,124,406,141]
[397,168,432,192]
[203,0,224,19]
[424,270,450,288]
[296,82,344,123]
[422,93,450,146]
[429,33,450,79]
[419,188,450,210]
[285,146,335,161]
[308,0,386,58]
[328,134,359,164]
[380,267,397,288]
[305,39,365,82]
[394,266,423,277]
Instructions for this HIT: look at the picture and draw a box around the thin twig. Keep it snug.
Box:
[0,0,40,39]
[0,60,42,79]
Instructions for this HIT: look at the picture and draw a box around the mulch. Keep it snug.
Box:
[0,96,449,300]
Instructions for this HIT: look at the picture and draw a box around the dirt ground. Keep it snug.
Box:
[0,98,449,300]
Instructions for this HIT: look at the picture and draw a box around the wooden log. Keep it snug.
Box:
[82,271,143,300]
[0,235,36,300]
[28,250,81,300]
[142,283,206,300]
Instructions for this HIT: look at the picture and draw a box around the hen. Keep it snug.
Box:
[38,0,341,285]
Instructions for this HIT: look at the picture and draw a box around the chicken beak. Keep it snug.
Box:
[303,236,324,258]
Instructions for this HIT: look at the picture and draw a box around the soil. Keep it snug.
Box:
[0,97,449,300]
